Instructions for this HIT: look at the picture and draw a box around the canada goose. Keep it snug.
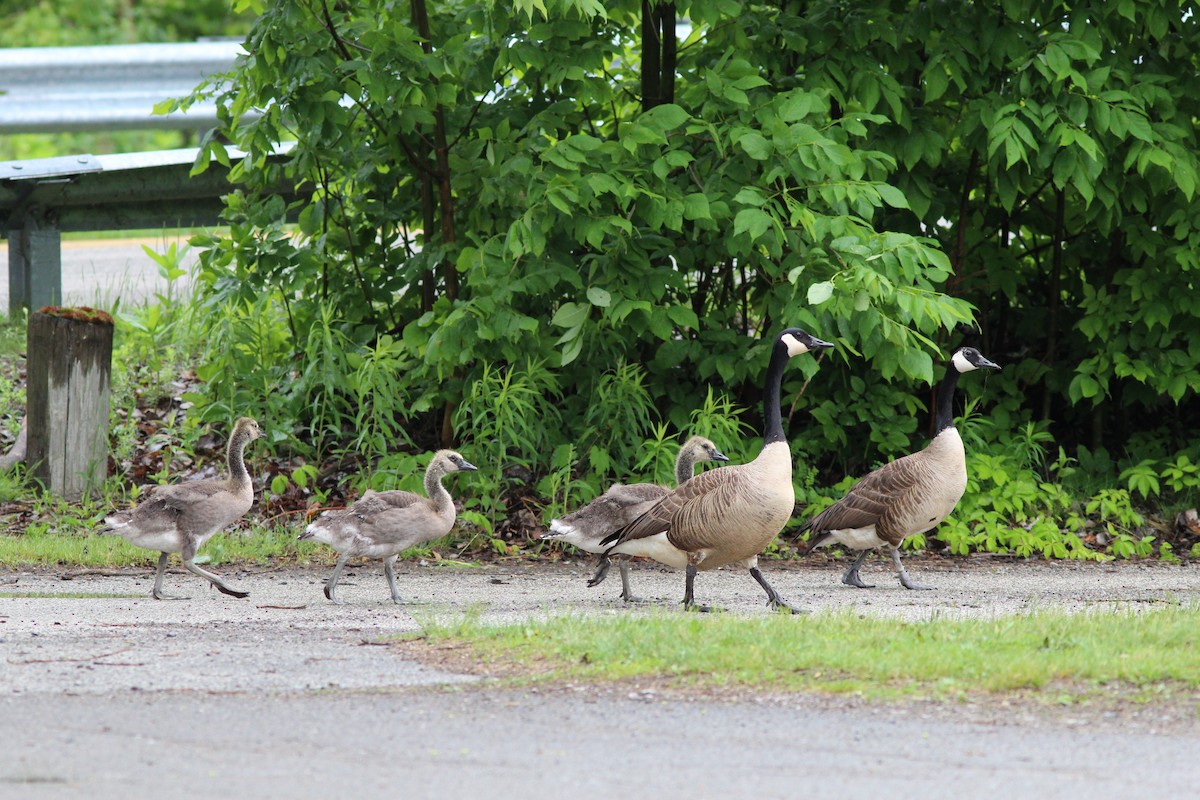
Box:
[300,450,477,604]
[99,417,263,600]
[799,346,1000,590]
[600,328,834,612]
[542,435,730,602]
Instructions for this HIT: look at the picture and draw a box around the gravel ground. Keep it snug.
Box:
[3,558,1200,799]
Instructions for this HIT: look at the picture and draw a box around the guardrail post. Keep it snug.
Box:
[7,213,62,316]
[26,306,113,500]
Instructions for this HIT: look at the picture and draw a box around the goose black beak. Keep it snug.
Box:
[460,460,479,472]
[711,449,731,463]
[810,337,835,350]
[979,356,1001,370]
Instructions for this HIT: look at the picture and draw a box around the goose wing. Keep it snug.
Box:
[601,467,753,553]
[801,455,922,533]
[351,490,451,546]
[147,480,228,509]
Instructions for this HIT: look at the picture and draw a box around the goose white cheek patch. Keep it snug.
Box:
[782,333,809,356]
[952,350,975,372]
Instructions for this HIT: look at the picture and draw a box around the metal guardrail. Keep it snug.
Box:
[0,42,284,316]
[0,144,296,316]
[0,41,243,134]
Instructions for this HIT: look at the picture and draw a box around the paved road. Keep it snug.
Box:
[2,560,1199,798]
[0,236,196,313]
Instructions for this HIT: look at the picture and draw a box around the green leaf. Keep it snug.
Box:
[551,302,589,328]
[923,65,948,103]
[683,193,712,221]
[738,132,772,160]
[733,208,773,240]
[875,184,909,209]
[807,281,834,305]
[642,103,690,132]
[586,287,612,307]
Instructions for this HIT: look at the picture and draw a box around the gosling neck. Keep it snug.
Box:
[226,429,252,489]
[424,461,453,512]
[674,445,700,484]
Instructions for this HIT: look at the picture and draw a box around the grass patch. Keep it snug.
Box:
[419,605,1200,700]
[0,527,324,568]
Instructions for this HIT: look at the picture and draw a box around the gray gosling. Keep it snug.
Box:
[800,346,1000,590]
[300,450,477,604]
[542,436,729,602]
[99,416,263,600]
[601,328,834,613]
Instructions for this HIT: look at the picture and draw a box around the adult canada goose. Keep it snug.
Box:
[799,346,1000,590]
[600,328,834,612]
[542,435,730,602]
[99,417,263,600]
[300,450,477,604]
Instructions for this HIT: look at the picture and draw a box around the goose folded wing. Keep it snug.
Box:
[599,483,669,507]
[804,459,920,532]
[600,468,734,549]
[148,480,227,511]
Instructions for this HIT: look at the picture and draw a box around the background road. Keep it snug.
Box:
[0,236,195,314]
[3,559,1199,799]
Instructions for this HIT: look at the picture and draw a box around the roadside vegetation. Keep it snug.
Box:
[414,604,1200,705]
[2,0,1200,570]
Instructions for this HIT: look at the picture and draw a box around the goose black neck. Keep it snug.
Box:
[762,341,789,446]
[934,365,962,435]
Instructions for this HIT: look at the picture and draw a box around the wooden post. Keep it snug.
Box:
[26,307,113,501]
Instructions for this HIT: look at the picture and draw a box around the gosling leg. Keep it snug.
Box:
[182,558,249,599]
[150,552,188,600]
[383,556,403,604]
[750,565,804,614]
[617,557,645,604]
[892,546,932,590]
[841,550,874,589]
[586,555,611,588]
[324,553,350,605]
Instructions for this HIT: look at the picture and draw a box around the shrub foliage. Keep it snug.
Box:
[166,0,1200,558]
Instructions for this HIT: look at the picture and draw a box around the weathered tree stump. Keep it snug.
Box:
[26,307,114,501]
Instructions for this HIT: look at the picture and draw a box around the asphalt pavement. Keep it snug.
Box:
[2,559,1200,799]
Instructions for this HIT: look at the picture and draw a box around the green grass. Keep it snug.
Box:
[419,605,1200,701]
[0,527,325,568]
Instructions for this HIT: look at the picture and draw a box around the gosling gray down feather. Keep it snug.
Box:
[601,328,835,613]
[98,417,263,600]
[300,449,477,604]
[542,435,729,602]
[799,346,1000,590]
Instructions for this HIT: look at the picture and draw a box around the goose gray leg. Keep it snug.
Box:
[586,556,611,588]
[749,565,804,614]
[182,558,249,598]
[617,557,645,604]
[842,550,875,589]
[383,556,403,604]
[324,553,350,604]
[891,547,932,590]
[150,552,188,600]
[682,564,712,612]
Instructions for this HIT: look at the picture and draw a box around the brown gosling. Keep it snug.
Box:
[99,416,263,600]
[300,450,478,604]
